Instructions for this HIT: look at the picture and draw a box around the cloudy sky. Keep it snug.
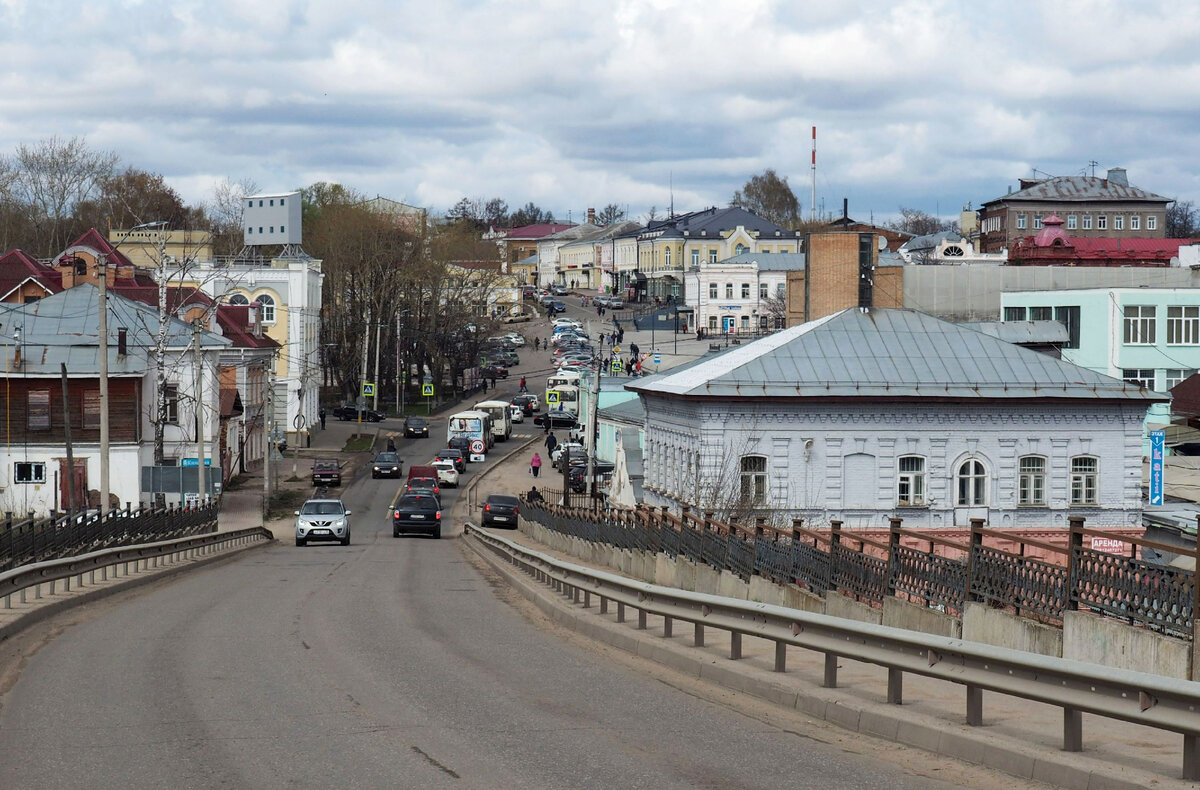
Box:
[2,0,1198,224]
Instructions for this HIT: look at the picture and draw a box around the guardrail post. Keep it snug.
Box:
[599,595,608,615]
[694,621,705,647]
[1185,734,1199,781]
[887,668,903,705]
[774,641,786,672]
[616,601,625,623]
[966,518,985,604]
[1066,516,1085,612]
[823,652,838,688]
[663,614,673,638]
[730,631,742,660]
[966,685,983,726]
[1063,707,1083,752]
[886,517,902,596]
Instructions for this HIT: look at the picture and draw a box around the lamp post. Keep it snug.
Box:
[395,310,410,415]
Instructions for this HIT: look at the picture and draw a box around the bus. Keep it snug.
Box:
[547,371,582,390]
[473,400,513,442]
[544,384,580,416]
[446,410,491,458]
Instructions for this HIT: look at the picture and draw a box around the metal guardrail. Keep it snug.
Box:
[0,527,274,607]
[466,523,1200,781]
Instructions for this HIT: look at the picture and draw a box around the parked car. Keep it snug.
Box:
[594,295,611,308]
[550,441,585,465]
[501,311,532,324]
[551,284,568,296]
[552,317,582,329]
[497,351,520,368]
[511,394,539,415]
[480,493,520,529]
[311,459,342,486]
[431,459,460,488]
[336,405,384,422]
[371,452,402,479]
[607,297,624,309]
[548,300,567,314]
[479,364,509,379]
[538,293,556,306]
[509,405,524,423]
[503,333,527,346]
[533,410,579,429]
[391,492,442,538]
[294,498,351,546]
[434,448,467,474]
[404,416,430,438]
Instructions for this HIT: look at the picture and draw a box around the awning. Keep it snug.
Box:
[631,271,647,282]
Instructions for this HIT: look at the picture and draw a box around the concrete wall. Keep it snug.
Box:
[882,597,962,638]
[962,603,1063,657]
[1063,611,1191,680]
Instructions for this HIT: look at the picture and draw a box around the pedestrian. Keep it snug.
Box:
[387,437,396,452]
[490,375,497,390]
[519,376,527,392]
[534,337,540,351]
[319,406,326,429]
[617,329,624,344]
[598,331,605,346]
[528,485,544,502]
[630,342,639,356]
[531,452,542,477]
[545,431,558,454]
[482,377,488,392]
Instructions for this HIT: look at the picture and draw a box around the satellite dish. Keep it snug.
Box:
[877,235,887,252]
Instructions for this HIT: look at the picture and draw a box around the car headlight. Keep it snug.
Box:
[334,519,346,527]
[391,466,399,471]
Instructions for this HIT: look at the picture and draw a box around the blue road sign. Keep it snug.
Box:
[1150,429,1165,506]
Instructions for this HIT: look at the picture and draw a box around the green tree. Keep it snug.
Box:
[731,169,800,229]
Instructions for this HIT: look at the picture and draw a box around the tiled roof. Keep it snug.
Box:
[216,304,280,349]
[504,223,577,239]
[0,249,60,300]
[628,308,1166,403]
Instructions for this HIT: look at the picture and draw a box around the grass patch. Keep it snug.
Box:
[267,489,309,520]
[343,433,375,453]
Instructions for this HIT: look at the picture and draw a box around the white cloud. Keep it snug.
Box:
[0,0,1195,222]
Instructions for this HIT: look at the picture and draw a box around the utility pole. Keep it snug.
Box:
[193,321,206,505]
[98,253,110,517]
[264,360,274,517]
[59,363,76,516]
[372,318,382,412]
[585,364,600,508]
[358,307,372,425]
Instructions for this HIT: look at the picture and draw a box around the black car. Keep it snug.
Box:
[511,394,537,415]
[479,364,509,379]
[337,405,384,422]
[446,435,473,459]
[435,448,467,474]
[404,416,429,438]
[533,410,579,429]
[371,451,403,479]
[481,493,520,528]
[567,460,616,491]
[392,493,442,538]
[548,300,567,314]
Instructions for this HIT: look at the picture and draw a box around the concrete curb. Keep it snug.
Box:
[0,537,275,646]
[463,531,1166,790]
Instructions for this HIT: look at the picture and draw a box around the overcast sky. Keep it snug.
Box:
[3,0,1198,225]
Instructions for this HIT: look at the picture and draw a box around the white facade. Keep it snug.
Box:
[639,398,1148,529]
[188,256,323,444]
[244,191,303,246]
[683,260,789,333]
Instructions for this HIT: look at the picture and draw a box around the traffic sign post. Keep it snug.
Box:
[469,438,486,463]
[546,391,560,406]
[361,382,375,397]
[422,383,434,397]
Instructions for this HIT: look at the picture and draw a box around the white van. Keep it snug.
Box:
[473,400,513,442]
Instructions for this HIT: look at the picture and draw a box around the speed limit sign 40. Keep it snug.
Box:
[469,439,486,455]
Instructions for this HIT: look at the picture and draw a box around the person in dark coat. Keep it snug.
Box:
[319,407,326,429]
[545,431,558,453]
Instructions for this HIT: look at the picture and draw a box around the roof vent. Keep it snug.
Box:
[1107,167,1128,186]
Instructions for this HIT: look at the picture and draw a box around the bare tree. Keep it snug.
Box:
[1166,200,1199,237]
[643,206,660,224]
[206,177,259,256]
[887,206,956,237]
[731,169,801,229]
[596,203,625,225]
[10,135,118,255]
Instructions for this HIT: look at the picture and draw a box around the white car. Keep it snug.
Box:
[504,333,526,346]
[550,441,585,464]
[509,405,525,423]
[295,498,352,547]
[552,317,582,329]
[431,459,460,488]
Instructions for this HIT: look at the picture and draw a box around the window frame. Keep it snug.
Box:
[740,283,750,300]
[1165,368,1195,389]
[956,458,987,506]
[1121,368,1155,389]
[1097,215,1108,230]
[708,282,717,299]
[1017,456,1047,506]
[1114,215,1124,231]
[739,455,768,505]
[1148,215,1158,231]
[1131,215,1141,230]
[1067,215,1078,230]
[1070,456,1099,506]
[27,390,50,431]
[255,293,277,323]
[759,283,768,300]
[14,461,46,484]
[1123,305,1156,345]
[1016,214,1027,230]
[82,390,100,430]
[1082,215,1093,230]
[1167,305,1199,345]
[164,383,180,425]
[724,282,733,299]
[897,455,926,507]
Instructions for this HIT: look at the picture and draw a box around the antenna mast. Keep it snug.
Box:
[810,126,817,222]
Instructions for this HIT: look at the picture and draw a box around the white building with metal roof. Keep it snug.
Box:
[627,308,1165,529]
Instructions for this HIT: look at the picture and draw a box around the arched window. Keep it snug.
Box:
[1070,456,1098,505]
[1018,456,1046,506]
[227,293,250,305]
[735,243,749,255]
[664,247,671,267]
[255,294,276,323]
[897,456,925,506]
[956,459,987,506]
[740,455,767,504]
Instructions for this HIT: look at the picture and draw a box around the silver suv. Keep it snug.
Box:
[295,498,352,546]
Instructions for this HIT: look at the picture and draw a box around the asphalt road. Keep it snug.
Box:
[0,317,1017,790]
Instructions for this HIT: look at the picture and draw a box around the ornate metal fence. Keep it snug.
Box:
[514,503,1199,643]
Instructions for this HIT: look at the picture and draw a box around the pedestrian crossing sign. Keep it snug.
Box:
[361,382,375,397]
[611,359,623,373]
[547,391,560,405]
[422,384,435,397]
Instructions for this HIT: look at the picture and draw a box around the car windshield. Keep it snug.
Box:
[300,501,344,515]
[375,453,399,463]
[407,418,427,427]
[486,495,520,506]
[313,461,338,470]
[400,495,437,507]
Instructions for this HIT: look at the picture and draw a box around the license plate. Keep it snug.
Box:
[312,529,330,535]
[410,514,425,519]
[492,516,509,522]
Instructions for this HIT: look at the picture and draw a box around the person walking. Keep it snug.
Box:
[530,452,542,477]
[319,406,326,429]
[534,337,540,351]
[519,376,527,393]
[545,431,558,454]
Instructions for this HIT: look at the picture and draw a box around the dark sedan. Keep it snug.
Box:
[371,451,403,479]
[481,493,520,529]
[511,394,537,415]
[392,492,442,538]
[447,435,473,459]
[404,416,430,438]
[435,448,467,474]
[480,364,509,379]
[337,406,384,422]
[533,410,579,429]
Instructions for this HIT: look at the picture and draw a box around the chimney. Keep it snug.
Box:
[843,198,849,221]
[587,207,596,225]
[249,303,262,337]
[117,327,127,356]
[1106,167,1128,187]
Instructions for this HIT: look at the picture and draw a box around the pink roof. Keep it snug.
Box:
[503,223,575,240]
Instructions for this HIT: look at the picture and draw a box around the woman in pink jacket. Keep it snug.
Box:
[530,452,543,478]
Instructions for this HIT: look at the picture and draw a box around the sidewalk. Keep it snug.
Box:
[463,437,1196,790]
